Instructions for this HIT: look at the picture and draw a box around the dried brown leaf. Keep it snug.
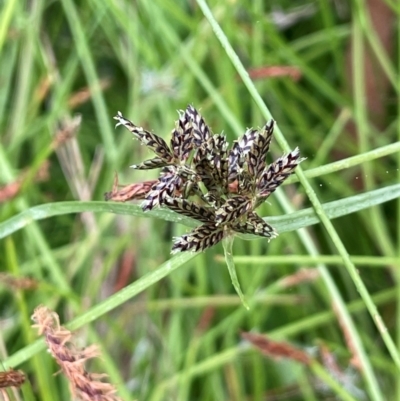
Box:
[278,268,320,288]
[241,332,311,366]
[104,174,156,202]
[0,273,38,290]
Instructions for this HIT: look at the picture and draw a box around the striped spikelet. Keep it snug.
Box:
[109,106,304,252]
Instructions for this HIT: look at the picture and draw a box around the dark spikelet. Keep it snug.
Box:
[131,157,169,170]
[192,135,229,195]
[246,121,274,178]
[181,180,201,199]
[215,196,252,226]
[237,171,253,196]
[209,135,228,169]
[171,224,224,254]
[254,120,275,178]
[170,111,193,161]
[139,130,173,161]
[257,147,304,198]
[186,105,211,146]
[237,128,258,154]
[232,212,277,238]
[114,112,173,161]
[175,165,199,181]
[228,140,241,182]
[163,197,215,223]
[202,191,219,206]
[142,174,182,211]
[228,130,258,185]
[208,134,229,187]
[193,154,218,193]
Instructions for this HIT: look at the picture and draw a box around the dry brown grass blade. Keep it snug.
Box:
[105,177,240,202]
[332,301,362,371]
[0,161,50,204]
[68,78,112,109]
[278,268,320,288]
[247,65,302,81]
[0,273,38,290]
[52,116,81,149]
[241,331,311,366]
[195,307,215,334]
[319,343,346,382]
[104,174,157,202]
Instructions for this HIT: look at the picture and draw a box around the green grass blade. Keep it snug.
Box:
[4,252,195,368]
[1,183,399,240]
[194,1,397,398]
[222,236,249,309]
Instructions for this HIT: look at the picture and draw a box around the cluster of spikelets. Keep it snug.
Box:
[32,306,121,401]
[111,106,304,253]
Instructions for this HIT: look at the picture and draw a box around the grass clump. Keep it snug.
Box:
[0,1,399,400]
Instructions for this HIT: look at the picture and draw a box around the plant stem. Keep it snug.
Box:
[222,235,249,309]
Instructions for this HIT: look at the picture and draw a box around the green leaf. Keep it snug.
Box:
[222,236,249,309]
[1,183,399,240]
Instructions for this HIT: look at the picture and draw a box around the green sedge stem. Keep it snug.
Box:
[222,235,249,310]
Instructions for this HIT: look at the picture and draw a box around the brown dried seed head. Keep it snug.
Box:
[32,305,121,401]
[0,369,26,388]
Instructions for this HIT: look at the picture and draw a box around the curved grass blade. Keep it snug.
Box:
[223,236,249,309]
[4,252,196,369]
[194,1,397,397]
[0,183,399,240]
[3,184,400,369]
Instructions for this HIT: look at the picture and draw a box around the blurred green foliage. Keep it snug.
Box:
[0,1,399,400]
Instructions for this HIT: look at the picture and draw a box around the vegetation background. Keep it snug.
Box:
[0,0,399,400]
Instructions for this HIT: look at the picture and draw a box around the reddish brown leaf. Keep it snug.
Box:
[104,174,156,202]
[241,332,311,366]
[248,66,302,81]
